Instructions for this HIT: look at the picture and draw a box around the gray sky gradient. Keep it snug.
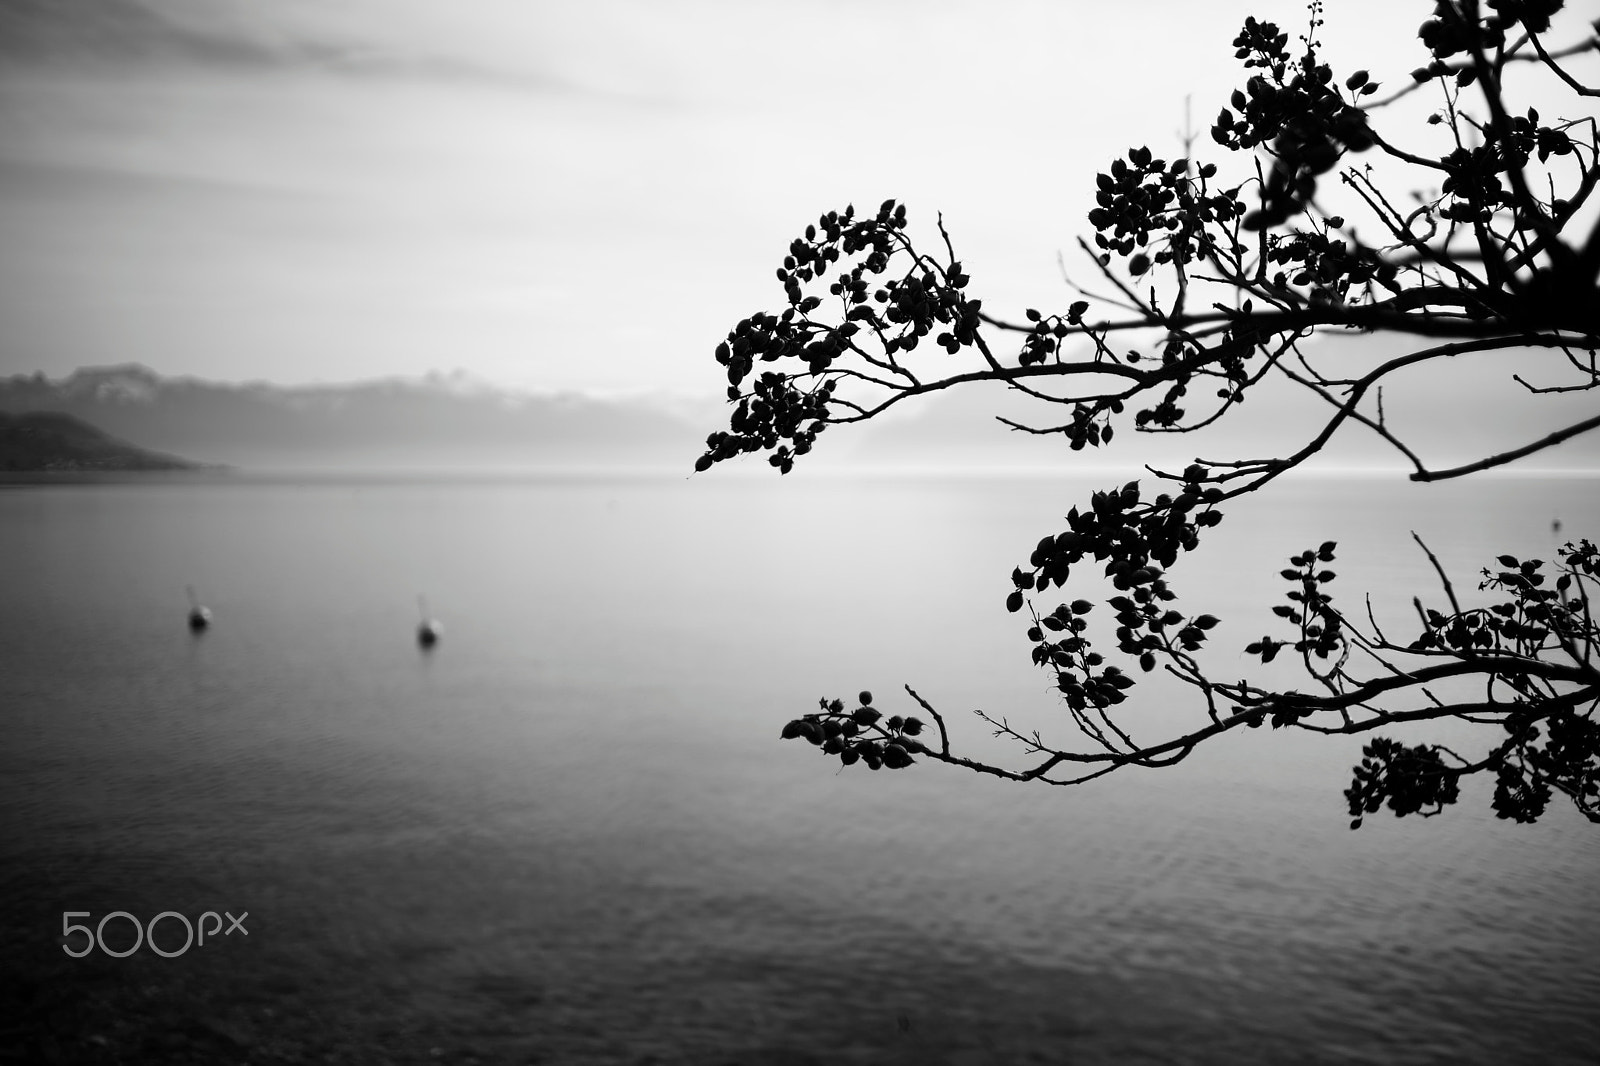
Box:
[0,0,1594,402]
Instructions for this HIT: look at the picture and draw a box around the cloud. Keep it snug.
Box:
[2,0,1593,400]
[0,0,326,71]
[0,0,578,94]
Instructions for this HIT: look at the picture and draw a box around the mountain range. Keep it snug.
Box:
[0,365,708,471]
[3,335,1596,475]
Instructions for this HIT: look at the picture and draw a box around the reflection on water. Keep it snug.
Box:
[1,471,1597,1063]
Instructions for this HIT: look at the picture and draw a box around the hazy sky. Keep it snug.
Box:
[0,1,1593,398]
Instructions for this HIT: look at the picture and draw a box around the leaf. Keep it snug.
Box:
[1006,590,1025,613]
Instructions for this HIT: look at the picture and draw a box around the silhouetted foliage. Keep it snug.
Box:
[699,1,1600,826]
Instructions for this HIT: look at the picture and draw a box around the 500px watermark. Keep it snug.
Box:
[61,910,248,958]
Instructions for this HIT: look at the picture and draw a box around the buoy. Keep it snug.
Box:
[417,596,441,649]
[186,585,212,632]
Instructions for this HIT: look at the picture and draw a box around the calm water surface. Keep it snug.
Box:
[1,470,1596,1064]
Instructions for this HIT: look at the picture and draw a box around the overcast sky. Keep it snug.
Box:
[0,0,1593,398]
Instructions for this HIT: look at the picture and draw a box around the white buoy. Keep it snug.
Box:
[186,585,212,632]
[417,596,441,649]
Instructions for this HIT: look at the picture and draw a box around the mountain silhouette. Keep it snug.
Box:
[6,335,1594,476]
[0,410,208,471]
[0,365,704,471]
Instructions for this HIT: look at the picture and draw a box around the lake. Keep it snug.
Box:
[1,469,1596,1064]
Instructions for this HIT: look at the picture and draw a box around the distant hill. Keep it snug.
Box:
[0,410,208,471]
[0,365,706,471]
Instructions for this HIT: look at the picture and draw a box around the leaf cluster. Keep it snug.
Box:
[701,1,1600,827]
[780,690,924,771]
[1211,10,1380,228]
